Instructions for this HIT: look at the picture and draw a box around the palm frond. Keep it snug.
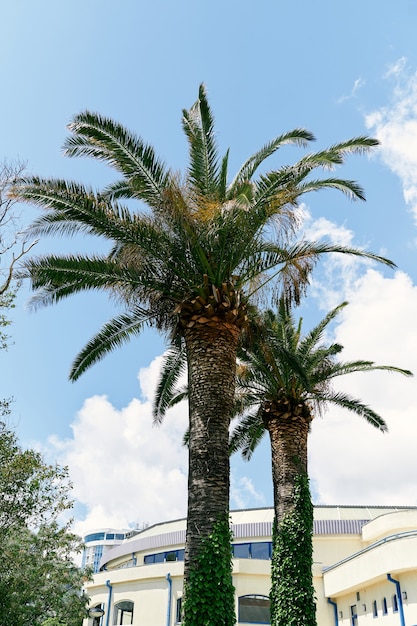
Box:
[313,390,388,432]
[182,84,222,200]
[63,111,171,208]
[229,409,265,459]
[153,337,187,424]
[295,178,367,201]
[70,307,152,380]
[229,129,315,192]
[14,177,137,242]
[298,302,348,359]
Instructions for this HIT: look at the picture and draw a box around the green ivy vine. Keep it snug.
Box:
[182,515,236,626]
[270,473,317,626]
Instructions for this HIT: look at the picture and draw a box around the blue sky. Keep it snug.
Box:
[2,0,417,532]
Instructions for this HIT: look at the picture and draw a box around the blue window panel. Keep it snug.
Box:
[233,543,251,558]
[251,542,271,560]
[93,545,104,573]
[144,554,155,564]
[176,549,185,561]
[115,534,125,540]
[106,533,115,540]
[154,552,165,563]
[85,532,105,543]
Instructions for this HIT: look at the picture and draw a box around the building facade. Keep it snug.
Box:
[82,529,129,573]
[83,505,417,626]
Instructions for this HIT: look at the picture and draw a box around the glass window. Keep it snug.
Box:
[238,595,270,624]
[90,604,104,626]
[106,533,115,540]
[113,601,134,625]
[93,545,103,573]
[176,597,182,623]
[382,597,388,615]
[392,594,398,613]
[144,554,155,564]
[251,542,271,560]
[85,532,105,543]
[372,600,378,618]
[144,549,185,564]
[233,543,251,559]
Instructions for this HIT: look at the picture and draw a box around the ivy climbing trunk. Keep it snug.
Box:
[182,316,239,626]
[264,402,317,626]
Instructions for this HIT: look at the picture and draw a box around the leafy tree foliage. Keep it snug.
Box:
[0,422,90,626]
[0,421,91,625]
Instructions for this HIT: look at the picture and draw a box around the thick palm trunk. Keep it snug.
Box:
[265,402,316,626]
[264,401,311,523]
[182,316,240,624]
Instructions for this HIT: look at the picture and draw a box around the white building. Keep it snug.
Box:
[82,529,130,573]
[83,505,417,626]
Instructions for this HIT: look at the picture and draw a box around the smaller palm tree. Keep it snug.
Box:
[154,301,412,626]
[229,300,412,626]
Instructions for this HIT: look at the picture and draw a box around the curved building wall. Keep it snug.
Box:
[83,505,417,626]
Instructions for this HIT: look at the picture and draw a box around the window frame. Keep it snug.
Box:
[238,594,271,624]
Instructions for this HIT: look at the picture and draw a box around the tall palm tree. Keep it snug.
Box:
[229,301,412,626]
[13,85,393,624]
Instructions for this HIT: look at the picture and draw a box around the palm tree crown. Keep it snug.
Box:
[231,300,412,460]
[14,85,391,380]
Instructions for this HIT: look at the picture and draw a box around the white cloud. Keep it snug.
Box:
[231,475,266,510]
[49,356,189,534]
[309,269,417,505]
[337,77,365,103]
[302,210,377,310]
[365,59,417,222]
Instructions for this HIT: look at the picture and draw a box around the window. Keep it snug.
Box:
[176,597,182,623]
[93,545,103,573]
[238,595,270,624]
[144,549,185,564]
[85,532,105,542]
[382,597,388,615]
[350,604,358,626]
[90,604,104,626]
[250,542,271,560]
[372,600,378,618]
[232,542,272,560]
[113,601,134,625]
[392,594,398,613]
[233,543,251,559]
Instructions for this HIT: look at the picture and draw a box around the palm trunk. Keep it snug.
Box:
[264,402,311,524]
[265,403,316,626]
[182,317,239,625]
